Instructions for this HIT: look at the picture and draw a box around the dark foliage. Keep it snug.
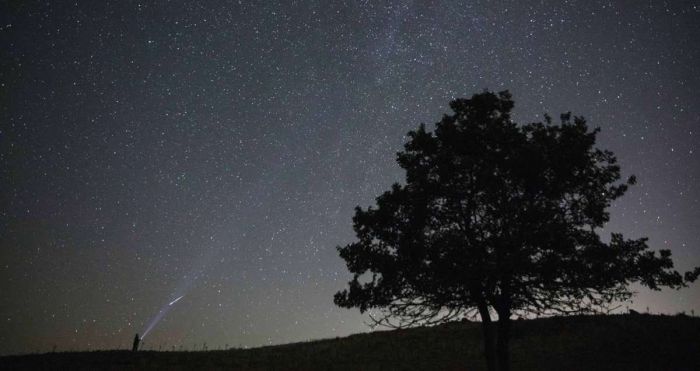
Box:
[334,90,699,371]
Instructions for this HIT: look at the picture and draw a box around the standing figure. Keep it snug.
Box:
[132,334,140,352]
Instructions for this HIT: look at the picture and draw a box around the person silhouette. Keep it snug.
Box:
[132,334,140,352]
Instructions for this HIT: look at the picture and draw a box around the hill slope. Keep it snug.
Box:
[2,314,699,370]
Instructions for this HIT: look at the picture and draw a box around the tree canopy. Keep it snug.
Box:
[334,90,699,371]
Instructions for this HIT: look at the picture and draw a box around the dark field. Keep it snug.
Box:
[2,314,699,370]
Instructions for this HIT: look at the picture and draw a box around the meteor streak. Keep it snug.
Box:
[169,295,184,306]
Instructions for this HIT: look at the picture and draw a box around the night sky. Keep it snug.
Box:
[1,1,699,355]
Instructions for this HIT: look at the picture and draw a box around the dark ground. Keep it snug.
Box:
[2,314,699,370]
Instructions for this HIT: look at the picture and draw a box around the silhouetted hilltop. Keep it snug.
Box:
[2,314,699,370]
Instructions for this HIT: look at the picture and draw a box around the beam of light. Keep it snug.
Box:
[141,295,185,340]
[140,275,200,340]
[139,244,221,340]
[141,306,171,340]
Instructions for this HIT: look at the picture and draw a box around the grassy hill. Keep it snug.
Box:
[2,314,699,370]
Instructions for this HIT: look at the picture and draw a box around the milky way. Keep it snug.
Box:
[1,1,699,355]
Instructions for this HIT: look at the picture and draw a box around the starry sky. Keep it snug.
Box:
[1,0,699,356]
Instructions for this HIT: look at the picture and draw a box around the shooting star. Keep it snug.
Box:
[169,295,184,306]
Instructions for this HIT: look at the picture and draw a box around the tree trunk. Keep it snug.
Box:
[496,311,512,371]
[478,304,497,371]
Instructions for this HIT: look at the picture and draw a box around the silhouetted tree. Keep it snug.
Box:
[334,90,700,371]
